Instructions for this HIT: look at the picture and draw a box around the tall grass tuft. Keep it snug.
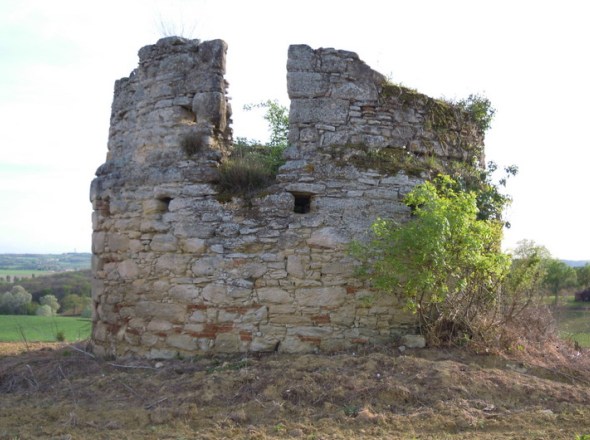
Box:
[217,144,285,201]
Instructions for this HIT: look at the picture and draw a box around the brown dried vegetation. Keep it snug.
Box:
[2,340,590,439]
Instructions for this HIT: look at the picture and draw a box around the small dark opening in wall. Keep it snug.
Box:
[158,197,173,212]
[293,193,312,214]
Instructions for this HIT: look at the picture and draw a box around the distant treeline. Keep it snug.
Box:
[0,269,91,304]
[0,253,91,272]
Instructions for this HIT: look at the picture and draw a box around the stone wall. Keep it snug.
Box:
[90,38,485,358]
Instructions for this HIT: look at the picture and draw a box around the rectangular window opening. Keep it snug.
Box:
[293,193,312,214]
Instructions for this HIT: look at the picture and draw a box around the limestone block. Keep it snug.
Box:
[214,333,239,353]
[175,221,215,239]
[242,306,269,324]
[185,323,205,333]
[227,286,252,302]
[202,283,228,304]
[150,234,178,252]
[321,262,352,276]
[331,81,378,101]
[192,92,226,131]
[289,98,349,125]
[286,255,306,278]
[167,334,197,351]
[192,257,221,276]
[218,309,239,322]
[289,326,333,337]
[269,313,311,326]
[169,284,200,301]
[295,287,346,307]
[92,322,107,342]
[250,335,280,352]
[108,233,130,252]
[92,232,106,254]
[320,130,350,146]
[118,260,139,280]
[240,263,267,280]
[155,254,190,274]
[299,128,318,142]
[140,220,169,233]
[285,182,326,194]
[278,336,316,353]
[286,44,316,72]
[267,304,297,314]
[330,304,356,326]
[316,51,353,73]
[91,279,104,301]
[180,238,206,254]
[307,228,348,249]
[135,302,186,322]
[141,333,159,347]
[189,309,207,322]
[287,72,329,98]
[147,319,173,332]
[151,280,169,293]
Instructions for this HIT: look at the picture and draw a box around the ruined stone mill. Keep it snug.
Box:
[90,37,485,358]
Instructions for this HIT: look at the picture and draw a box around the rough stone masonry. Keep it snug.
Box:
[90,37,485,358]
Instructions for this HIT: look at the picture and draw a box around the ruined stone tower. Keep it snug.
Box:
[90,37,485,358]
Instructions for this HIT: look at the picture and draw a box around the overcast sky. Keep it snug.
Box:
[0,0,588,260]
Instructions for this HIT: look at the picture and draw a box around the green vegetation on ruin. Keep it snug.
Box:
[216,100,288,202]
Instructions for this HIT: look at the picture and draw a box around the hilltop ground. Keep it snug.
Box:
[2,342,590,439]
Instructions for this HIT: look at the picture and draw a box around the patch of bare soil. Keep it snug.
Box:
[2,341,590,439]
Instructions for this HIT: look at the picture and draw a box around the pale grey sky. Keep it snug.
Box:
[1,0,588,259]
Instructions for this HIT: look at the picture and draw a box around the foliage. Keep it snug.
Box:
[544,259,577,304]
[243,99,289,148]
[456,93,496,133]
[36,304,53,317]
[61,293,90,315]
[0,269,91,305]
[39,294,60,315]
[81,303,93,318]
[0,286,32,315]
[352,175,511,345]
[449,160,518,225]
[217,154,278,201]
[575,264,590,289]
[500,240,551,326]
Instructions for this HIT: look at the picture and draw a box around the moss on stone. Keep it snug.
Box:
[327,144,447,177]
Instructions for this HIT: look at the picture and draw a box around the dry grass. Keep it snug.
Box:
[2,341,590,439]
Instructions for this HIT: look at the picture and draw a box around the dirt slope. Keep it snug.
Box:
[2,342,590,439]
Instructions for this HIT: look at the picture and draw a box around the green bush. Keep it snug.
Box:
[36,304,53,316]
[456,94,496,133]
[351,175,511,346]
